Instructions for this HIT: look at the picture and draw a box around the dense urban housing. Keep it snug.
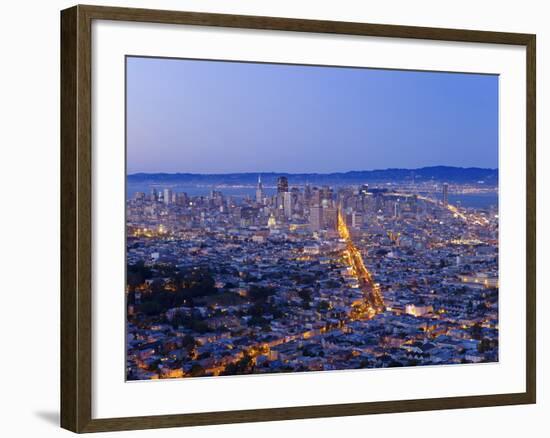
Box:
[125,175,499,380]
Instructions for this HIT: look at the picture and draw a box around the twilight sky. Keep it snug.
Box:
[126,56,498,174]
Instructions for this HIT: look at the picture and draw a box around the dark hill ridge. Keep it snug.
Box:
[127,166,498,185]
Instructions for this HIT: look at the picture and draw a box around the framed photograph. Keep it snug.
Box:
[60,4,536,433]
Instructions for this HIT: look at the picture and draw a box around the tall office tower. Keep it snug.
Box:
[321,185,333,203]
[373,193,383,212]
[240,207,256,224]
[442,183,449,207]
[232,206,242,225]
[277,176,289,194]
[310,188,321,207]
[309,206,323,231]
[163,188,173,205]
[337,188,352,209]
[358,184,369,212]
[352,211,364,229]
[210,190,224,207]
[283,191,293,218]
[394,200,400,218]
[175,192,188,206]
[324,206,338,231]
[275,192,284,211]
[291,187,304,216]
[304,184,312,204]
[150,188,158,202]
[256,175,264,204]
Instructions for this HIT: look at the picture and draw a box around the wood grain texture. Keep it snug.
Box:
[60,4,537,433]
[79,4,534,44]
[525,34,536,404]
[60,5,78,432]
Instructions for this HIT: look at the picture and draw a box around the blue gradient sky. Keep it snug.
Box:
[126,56,498,174]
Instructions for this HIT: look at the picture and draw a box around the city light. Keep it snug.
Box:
[126,176,499,380]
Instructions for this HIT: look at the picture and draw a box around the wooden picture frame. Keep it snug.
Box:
[61,4,536,433]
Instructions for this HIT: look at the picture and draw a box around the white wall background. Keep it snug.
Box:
[0,1,546,436]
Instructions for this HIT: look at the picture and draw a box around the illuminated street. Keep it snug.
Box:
[126,176,498,380]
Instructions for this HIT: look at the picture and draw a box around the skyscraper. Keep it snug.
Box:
[210,190,224,207]
[310,206,323,231]
[324,206,338,231]
[283,192,293,218]
[163,188,173,205]
[175,192,188,206]
[443,183,449,207]
[393,199,400,218]
[277,176,289,194]
[304,184,312,204]
[256,175,264,204]
[310,188,321,207]
[352,211,363,229]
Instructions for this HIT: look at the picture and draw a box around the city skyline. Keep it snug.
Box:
[127,57,498,174]
[126,175,499,380]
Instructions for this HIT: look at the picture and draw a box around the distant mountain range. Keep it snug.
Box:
[127,166,498,186]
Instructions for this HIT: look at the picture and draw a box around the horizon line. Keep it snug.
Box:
[127,165,498,176]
